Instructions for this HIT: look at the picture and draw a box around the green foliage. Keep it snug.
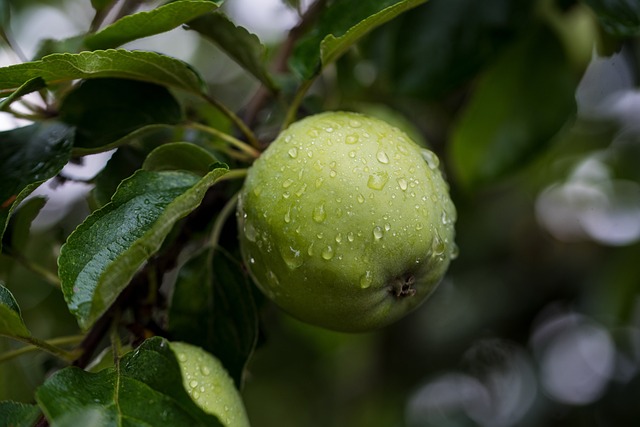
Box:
[0,0,638,426]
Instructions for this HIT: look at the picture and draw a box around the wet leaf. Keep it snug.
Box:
[0,122,74,251]
[0,49,206,98]
[585,0,640,37]
[0,401,40,427]
[142,142,218,175]
[58,166,229,330]
[36,337,223,427]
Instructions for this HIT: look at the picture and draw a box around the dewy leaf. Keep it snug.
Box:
[290,0,427,80]
[187,11,276,90]
[143,142,218,175]
[0,122,74,251]
[0,283,31,338]
[168,248,258,388]
[450,26,577,189]
[0,49,206,98]
[0,401,41,427]
[85,0,220,50]
[59,166,229,330]
[2,196,47,254]
[59,78,182,151]
[36,337,223,427]
[584,0,640,37]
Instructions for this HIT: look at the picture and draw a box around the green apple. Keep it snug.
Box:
[170,342,250,427]
[237,111,456,332]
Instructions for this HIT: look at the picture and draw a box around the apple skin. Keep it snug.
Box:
[237,111,456,332]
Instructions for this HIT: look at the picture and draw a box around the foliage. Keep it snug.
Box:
[0,0,639,426]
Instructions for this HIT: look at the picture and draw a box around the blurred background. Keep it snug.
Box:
[2,0,640,426]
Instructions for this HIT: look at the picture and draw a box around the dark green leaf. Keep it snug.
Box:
[290,0,427,80]
[450,27,577,189]
[0,77,45,111]
[2,196,47,253]
[363,0,534,99]
[0,49,206,98]
[59,166,229,330]
[59,78,182,151]
[36,337,223,427]
[187,12,276,90]
[0,283,31,338]
[0,401,41,427]
[143,142,218,175]
[168,248,258,388]
[0,122,74,251]
[584,0,640,36]
[92,147,147,207]
[85,0,219,50]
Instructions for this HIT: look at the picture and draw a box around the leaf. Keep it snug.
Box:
[584,0,640,37]
[450,26,577,189]
[290,0,427,80]
[85,0,220,50]
[0,122,74,251]
[0,77,45,111]
[0,401,41,427]
[36,337,223,427]
[58,78,182,151]
[187,11,276,90]
[59,166,229,330]
[2,196,47,254]
[0,283,31,338]
[168,248,258,388]
[0,49,206,98]
[92,147,147,207]
[362,0,534,99]
[142,142,218,175]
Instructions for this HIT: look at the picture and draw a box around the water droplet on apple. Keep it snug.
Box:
[313,204,326,223]
[288,147,298,158]
[367,171,389,190]
[373,226,384,240]
[321,246,334,260]
[376,150,389,164]
[360,271,373,288]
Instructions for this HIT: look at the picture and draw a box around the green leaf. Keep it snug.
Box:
[290,0,427,80]
[59,166,229,330]
[168,248,258,388]
[0,49,206,98]
[0,122,74,251]
[92,147,147,207]
[59,78,182,151]
[187,11,276,90]
[85,0,220,50]
[0,77,45,111]
[143,142,218,175]
[2,196,47,253]
[36,337,223,427]
[0,283,31,338]
[0,401,41,427]
[450,27,577,189]
[584,0,640,36]
[362,0,534,99]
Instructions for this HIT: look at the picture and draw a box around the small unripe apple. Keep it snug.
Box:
[237,111,456,332]
[170,342,250,427]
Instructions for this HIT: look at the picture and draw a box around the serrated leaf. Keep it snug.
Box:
[0,401,41,427]
[0,77,45,111]
[290,0,427,80]
[92,147,147,207]
[143,142,218,175]
[0,122,74,251]
[0,49,206,98]
[187,11,276,90]
[0,283,31,338]
[450,27,577,189]
[85,0,220,50]
[59,78,182,152]
[59,166,229,330]
[584,0,640,37]
[36,337,223,427]
[168,248,258,388]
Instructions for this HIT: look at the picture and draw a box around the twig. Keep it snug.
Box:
[202,94,260,149]
[209,191,240,249]
[187,121,260,159]
[0,335,84,364]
